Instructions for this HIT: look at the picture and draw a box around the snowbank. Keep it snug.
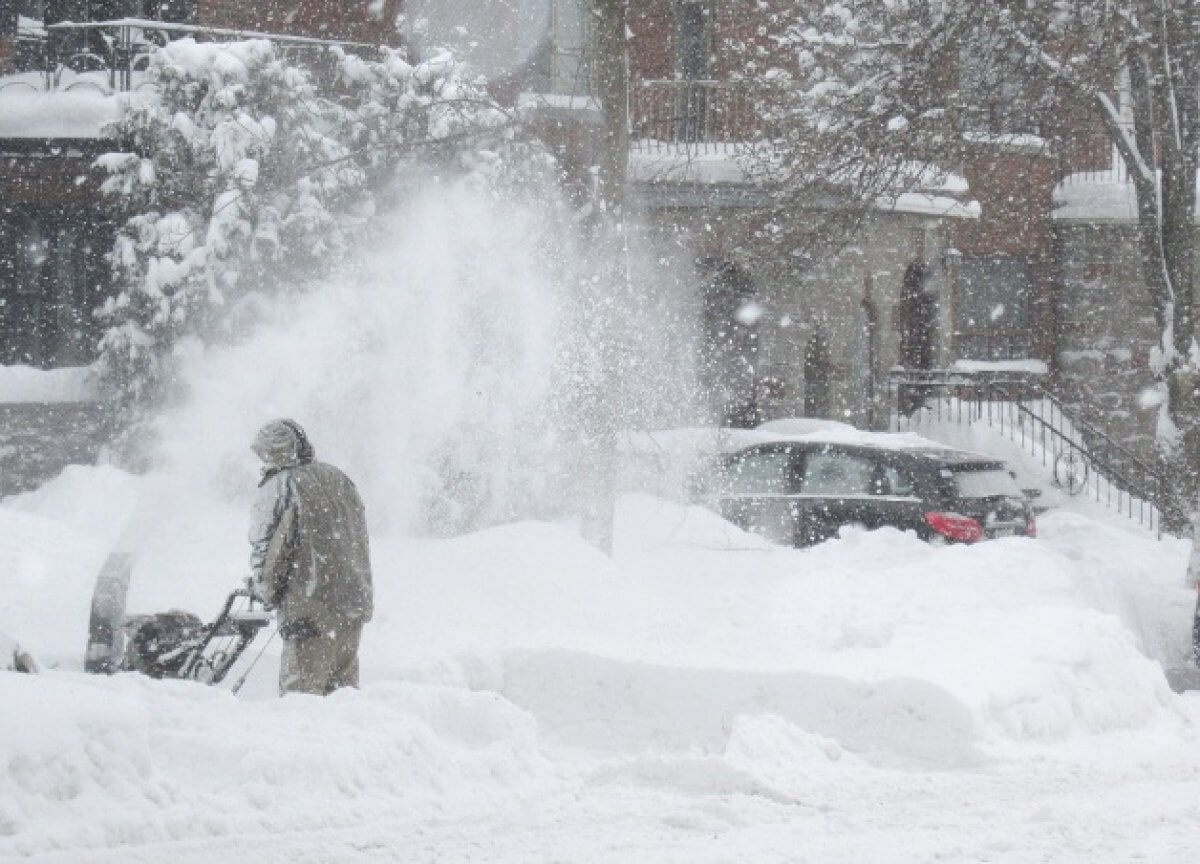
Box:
[0,364,96,403]
[0,89,124,139]
[3,178,1200,861]
[2,477,1199,860]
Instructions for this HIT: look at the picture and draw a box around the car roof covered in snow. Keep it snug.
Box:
[722,422,1006,466]
[735,436,1005,466]
[621,421,1008,467]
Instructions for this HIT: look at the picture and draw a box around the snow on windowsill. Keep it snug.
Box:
[629,146,749,185]
[950,359,1049,375]
[516,91,602,113]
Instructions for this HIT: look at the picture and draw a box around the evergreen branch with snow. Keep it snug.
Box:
[93,38,536,421]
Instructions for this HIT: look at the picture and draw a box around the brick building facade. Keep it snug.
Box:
[195,0,400,41]
[0,0,1173,457]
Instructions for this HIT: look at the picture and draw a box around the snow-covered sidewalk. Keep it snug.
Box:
[3,472,1200,862]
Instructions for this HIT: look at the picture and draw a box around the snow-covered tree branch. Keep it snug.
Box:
[94,37,523,416]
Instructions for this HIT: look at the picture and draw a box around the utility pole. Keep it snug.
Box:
[577,0,629,555]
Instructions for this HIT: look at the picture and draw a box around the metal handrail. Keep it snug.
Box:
[886,368,1168,532]
[1007,396,1161,501]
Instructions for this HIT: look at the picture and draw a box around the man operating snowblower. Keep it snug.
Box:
[249,419,373,696]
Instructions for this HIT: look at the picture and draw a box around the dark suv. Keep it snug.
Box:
[696,438,1036,547]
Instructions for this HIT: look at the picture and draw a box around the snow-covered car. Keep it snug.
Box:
[695,437,1036,547]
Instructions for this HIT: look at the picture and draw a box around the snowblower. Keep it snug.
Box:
[85,548,273,687]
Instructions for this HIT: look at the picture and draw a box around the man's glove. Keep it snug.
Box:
[246,576,271,608]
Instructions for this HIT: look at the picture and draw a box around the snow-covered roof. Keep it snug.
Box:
[875,191,980,219]
[1053,168,1200,224]
[18,15,46,38]
[631,149,980,218]
[963,131,1051,156]
[623,421,987,460]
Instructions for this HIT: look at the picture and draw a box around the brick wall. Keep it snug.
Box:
[1054,221,1161,460]
[954,148,1060,361]
[1057,222,1161,462]
[197,0,401,42]
[630,0,674,80]
[0,144,110,206]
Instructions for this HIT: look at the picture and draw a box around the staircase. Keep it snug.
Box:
[885,369,1167,533]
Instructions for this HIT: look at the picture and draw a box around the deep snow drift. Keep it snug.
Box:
[4,486,1200,862]
[4,180,1200,861]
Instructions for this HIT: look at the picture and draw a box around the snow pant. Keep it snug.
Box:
[279,617,363,696]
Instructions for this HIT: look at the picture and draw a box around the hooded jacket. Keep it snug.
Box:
[249,422,373,626]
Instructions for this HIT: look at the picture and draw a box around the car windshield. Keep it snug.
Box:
[951,466,1023,498]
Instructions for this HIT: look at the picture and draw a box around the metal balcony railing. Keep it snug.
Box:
[0,18,371,96]
[631,79,757,153]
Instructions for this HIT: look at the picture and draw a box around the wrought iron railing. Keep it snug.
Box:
[631,79,757,153]
[0,18,371,95]
[886,368,1168,532]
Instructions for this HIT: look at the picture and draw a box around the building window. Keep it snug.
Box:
[674,1,712,81]
[955,255,1034,359]
[0,206,112,367]
[673,1,714,141]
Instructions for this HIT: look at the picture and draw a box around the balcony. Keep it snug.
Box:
[0,17,367,97]
[631,79,757,154]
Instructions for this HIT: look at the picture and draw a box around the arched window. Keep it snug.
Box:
[803,327,831,419]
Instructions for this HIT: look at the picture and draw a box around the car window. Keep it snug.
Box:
[801,451,875,495]
[882,465,915,496]
[951,466,1022,498]
[724,448,796,494]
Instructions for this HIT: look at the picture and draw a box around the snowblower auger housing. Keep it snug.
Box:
[87,582,272,685]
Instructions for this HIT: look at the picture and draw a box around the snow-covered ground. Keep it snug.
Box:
[4,180,1200,861]
[3,467,1200,862]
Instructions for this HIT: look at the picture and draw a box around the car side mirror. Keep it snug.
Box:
[1022,488,1042,500]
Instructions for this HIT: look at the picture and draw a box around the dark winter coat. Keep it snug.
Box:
[250,460,374,629]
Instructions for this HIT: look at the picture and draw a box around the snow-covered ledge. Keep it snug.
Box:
[0,365,97,403]
[950,359,1050,376]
